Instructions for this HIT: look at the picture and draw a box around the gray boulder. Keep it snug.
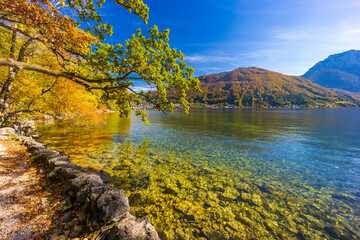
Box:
[70,173,104,192]
[30,147,60,163]
[48,166,85,182]
[65,173,131,231]
[48,156,75,169]
[96,189,130,223]
[0,127,17,136]
[96,214,160,240]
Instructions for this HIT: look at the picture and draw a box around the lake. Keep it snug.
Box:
[38,108,360,239]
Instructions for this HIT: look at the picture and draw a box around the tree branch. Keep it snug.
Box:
[0,23,143,86]
[27,77,57,109]
[126,86,167,115]
[10,108,56,117]
[0,58,139,88]
[9,28,16,60]
[0,21,86,61]
[17,38,36,62]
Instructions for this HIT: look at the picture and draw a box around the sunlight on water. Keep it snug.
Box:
[39,109,360,239]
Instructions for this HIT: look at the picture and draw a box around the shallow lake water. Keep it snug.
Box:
[39,109,360,239]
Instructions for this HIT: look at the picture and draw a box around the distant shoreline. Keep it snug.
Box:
[132,105,360,111]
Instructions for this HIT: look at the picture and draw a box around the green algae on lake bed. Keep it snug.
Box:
[71,140,359,239]
[38,109,360,239]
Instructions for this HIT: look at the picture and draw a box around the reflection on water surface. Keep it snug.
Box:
[39,109,360,239]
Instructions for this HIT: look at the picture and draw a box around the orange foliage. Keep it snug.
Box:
[0,0,95,56]
[7,67,105,125]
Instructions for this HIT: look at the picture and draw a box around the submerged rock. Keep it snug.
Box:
[221,187,240,200]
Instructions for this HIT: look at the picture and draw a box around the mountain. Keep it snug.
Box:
[184,67,360,107]
[303,50,360,92]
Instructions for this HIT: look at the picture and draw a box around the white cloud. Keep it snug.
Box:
[334,24,360,44]
[273,22,360,44]
[256,21,360,74]
[185,18,360,77]
[185,55,236,63]
[185,55,207,62]
[245,49,279,59]
[273,31,312,41]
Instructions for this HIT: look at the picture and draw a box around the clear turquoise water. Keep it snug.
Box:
[39,109,360,239]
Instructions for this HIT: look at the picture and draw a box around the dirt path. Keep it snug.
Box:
[0,140,70,240]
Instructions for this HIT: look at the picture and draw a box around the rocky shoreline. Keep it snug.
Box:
[0,127,160,240]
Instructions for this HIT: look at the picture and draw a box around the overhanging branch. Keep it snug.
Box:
[0,58,137,90]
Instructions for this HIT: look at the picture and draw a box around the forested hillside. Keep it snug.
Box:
[185,67,360,107]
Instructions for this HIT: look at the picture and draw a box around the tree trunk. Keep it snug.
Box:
[0,68,18,124]
[0,29,17,126]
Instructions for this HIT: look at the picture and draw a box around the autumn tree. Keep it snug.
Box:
[0,0,200,125]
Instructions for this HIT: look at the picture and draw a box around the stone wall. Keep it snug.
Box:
[1,127,160,240]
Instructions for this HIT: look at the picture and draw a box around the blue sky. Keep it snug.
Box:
[100,0,360,77]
